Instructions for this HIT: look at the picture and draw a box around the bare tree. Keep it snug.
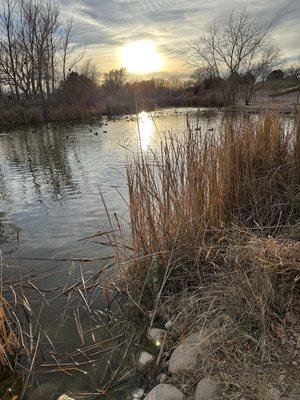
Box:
[61,18,84,82]
[0,0,85,101]
[103,68,127,93]
[190,8,281,106]
[79,58,99,82]
[0,0,20,100]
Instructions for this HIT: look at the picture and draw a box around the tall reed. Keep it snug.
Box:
[126,113,299,267]
[105,111,300,399]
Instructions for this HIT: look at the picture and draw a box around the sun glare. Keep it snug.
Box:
[137,111,154,151]
[120,40,163,74]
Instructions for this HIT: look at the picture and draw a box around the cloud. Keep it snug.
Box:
[60,0,300,74]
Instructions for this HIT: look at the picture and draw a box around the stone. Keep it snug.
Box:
[144,384,185,400]
[148,328,166,345]
[137,351,155,369]
[195,378,217,400]
[169,332,208,375]
[157,373,168,383]
[266,388,281,400]
[132,388,146,399]
[165,320,173,330]
[58,396,75,400]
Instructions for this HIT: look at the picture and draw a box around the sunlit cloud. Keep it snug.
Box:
[60,0,300,74]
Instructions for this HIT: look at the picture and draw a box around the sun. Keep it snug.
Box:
[120,40,163,74]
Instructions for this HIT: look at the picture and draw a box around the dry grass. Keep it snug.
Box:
[0,103,102,129]
[0,255,24,399]
[104,112,300,398]
[0,301,20,369]
[116,113,299,295]
[161,229,300,399]
[0,258,21,371]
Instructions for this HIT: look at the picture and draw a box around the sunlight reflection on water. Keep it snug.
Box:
[137,111,155,151]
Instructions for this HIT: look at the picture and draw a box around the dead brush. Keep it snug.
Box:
[113,112,299,302]
[153,229,300,399]
[0,299,20,369]
[0,267,21,374]
[102,111,300,397]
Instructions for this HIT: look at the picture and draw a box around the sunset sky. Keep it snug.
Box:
[60,0,300,76]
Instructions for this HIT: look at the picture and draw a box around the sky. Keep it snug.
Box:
[60,0,300,77]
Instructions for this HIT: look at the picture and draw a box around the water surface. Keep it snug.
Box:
[0,108,221,398]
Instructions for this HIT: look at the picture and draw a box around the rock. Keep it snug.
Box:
[148,328,166,345]
[165,320,173,330]
[169,332,208,375]
[137,351,155,369]
[58,396,75,400]
[157,373,168,383]
[132,388,145,399]
[195,378,217,400]
[266,388,281,400]
[144,384,185,400]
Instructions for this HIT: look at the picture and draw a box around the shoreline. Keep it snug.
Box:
[0,102,298,133]
[0,110,299,400]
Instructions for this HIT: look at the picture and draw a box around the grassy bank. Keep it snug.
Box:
[0,103,104,130]
[0,94,224,130]
[104,92,224,116]
[105,111,300,398]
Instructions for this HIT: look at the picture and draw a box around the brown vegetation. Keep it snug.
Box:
[0,300,20,369]
[0,265,23,399]
[104,112,300,398]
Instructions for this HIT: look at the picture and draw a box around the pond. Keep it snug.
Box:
[0,108,222,399]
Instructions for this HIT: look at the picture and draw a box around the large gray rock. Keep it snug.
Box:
[57,395,75,400]
[169,332,207,375]
[195,378,217,400]
[144,384,185,400]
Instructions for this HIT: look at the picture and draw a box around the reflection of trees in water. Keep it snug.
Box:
[0,212,6,244]
[0,167,15,246]
[0,212,18,245]
[0,126,80,203]
[0,165,9,202]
